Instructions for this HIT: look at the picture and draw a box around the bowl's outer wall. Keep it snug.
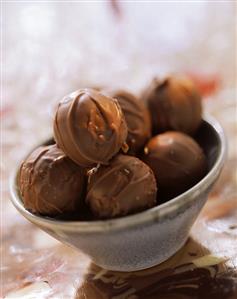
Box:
[10,117,226,271]
[33,189,208,271]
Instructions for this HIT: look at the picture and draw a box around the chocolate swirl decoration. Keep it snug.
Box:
[86,154,157,219]
[18,144,86,216]
[75,263,237,299]
[53,89,128,168]
[105,90,151,154]
[143,76,202,135]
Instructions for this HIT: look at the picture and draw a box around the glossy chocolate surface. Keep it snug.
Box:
[144,76,202,135]
[105,90,151,153]
[54,89,128,167]
[86,154,157,219]
[76,258,237,299]
[18,144,86,216]
[142,131,207,200]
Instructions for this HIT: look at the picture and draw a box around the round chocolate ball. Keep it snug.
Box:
[86,154,157,219]
[54,89,128,167]
[105,90,151,153]
[18,144,86,216]
[142,132,207,200]
[143,76,202,135]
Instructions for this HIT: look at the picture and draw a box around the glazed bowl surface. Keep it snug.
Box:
[10,116,226,271]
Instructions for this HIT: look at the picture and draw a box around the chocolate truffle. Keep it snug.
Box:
[143,76,202,135]
[105,90,151,153]
[18,144,86,216]
[86,154,157,219]
[54,89,128,167]
[142,131,207,200]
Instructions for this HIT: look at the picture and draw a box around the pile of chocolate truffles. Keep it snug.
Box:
[18,76,207,220]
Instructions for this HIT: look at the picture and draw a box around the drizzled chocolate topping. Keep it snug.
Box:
[53,89,128,167]
[105,89,151,153]
[86,154,157,219]
[18,144,86,216]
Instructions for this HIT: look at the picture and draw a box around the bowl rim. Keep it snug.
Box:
[10,115,227,233]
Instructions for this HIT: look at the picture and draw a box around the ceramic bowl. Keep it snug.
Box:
[10,116,226,272]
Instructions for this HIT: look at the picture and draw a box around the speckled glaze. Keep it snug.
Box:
[10,116,226,272]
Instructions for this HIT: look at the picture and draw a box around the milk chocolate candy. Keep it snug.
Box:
[144,76,202,135]
[54,89,128,167]
[105,90,151,153]
[18,145,86,216]
[86,154,157,219]
[142,131,207,200]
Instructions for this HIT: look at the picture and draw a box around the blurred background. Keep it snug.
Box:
[2,1,236,298]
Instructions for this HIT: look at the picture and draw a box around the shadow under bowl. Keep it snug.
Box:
[10,116,226,272]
